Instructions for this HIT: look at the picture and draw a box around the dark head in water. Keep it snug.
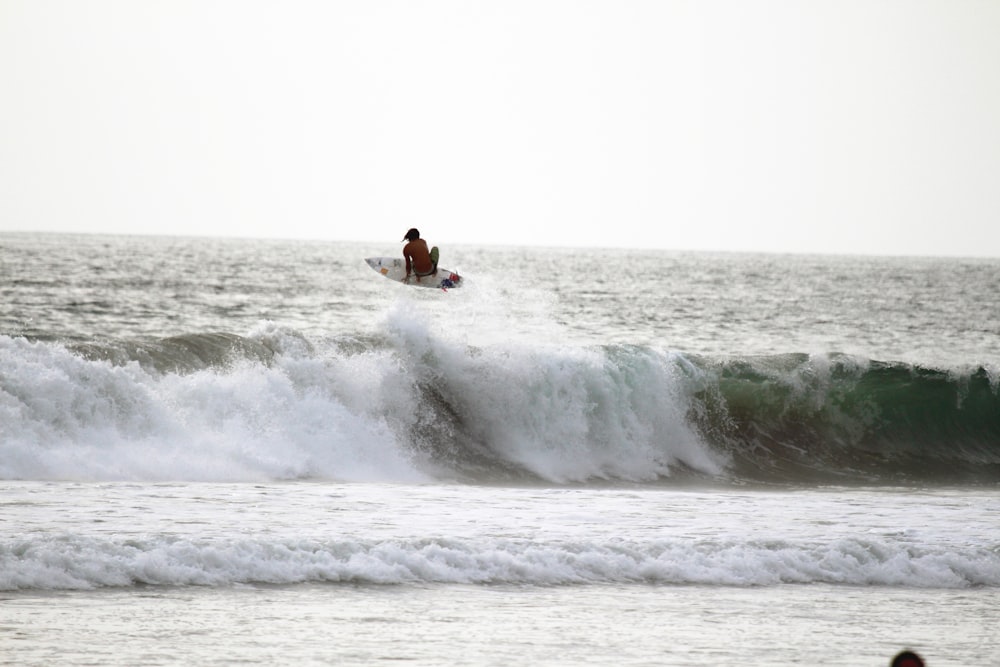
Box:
[891,651,925,667]
[402,228,420,242]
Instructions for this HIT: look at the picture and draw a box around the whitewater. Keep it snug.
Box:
[2,233,999,666]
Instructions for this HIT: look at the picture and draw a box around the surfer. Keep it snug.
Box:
[401,228,439,283]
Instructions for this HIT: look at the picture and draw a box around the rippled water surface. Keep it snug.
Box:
[2,233,998,666]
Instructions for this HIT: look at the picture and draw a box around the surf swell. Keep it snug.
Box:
[3,533,997,591]
[2,325,998,485]
[690,354,1000,483]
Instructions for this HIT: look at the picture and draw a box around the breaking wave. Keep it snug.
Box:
[2,318,999,485]
[4,533,998,591]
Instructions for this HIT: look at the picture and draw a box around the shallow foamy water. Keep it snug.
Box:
[2,482,998,665]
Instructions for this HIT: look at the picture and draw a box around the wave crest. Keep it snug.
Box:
[4,534,996,591]
[3,330,999,485]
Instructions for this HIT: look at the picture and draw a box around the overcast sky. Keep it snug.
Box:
[2,0,999,256]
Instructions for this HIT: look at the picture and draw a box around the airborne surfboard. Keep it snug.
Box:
[365,257,462,289]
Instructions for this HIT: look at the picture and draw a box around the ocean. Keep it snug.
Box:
[1,233,998,666]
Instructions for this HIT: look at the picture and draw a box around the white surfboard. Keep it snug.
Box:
[365,257,463,289]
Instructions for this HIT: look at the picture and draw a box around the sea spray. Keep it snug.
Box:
[0,333,427,482]
[4,326,1000,484]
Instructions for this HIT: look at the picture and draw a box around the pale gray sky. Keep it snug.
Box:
[2,0,999,256]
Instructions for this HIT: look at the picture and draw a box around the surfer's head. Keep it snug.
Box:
[402,228,420,242]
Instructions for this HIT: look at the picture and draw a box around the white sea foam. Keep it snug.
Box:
[381,304,726,482]
[0,334,428,483]
[1,308,730,483]
[3,534,997,591]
